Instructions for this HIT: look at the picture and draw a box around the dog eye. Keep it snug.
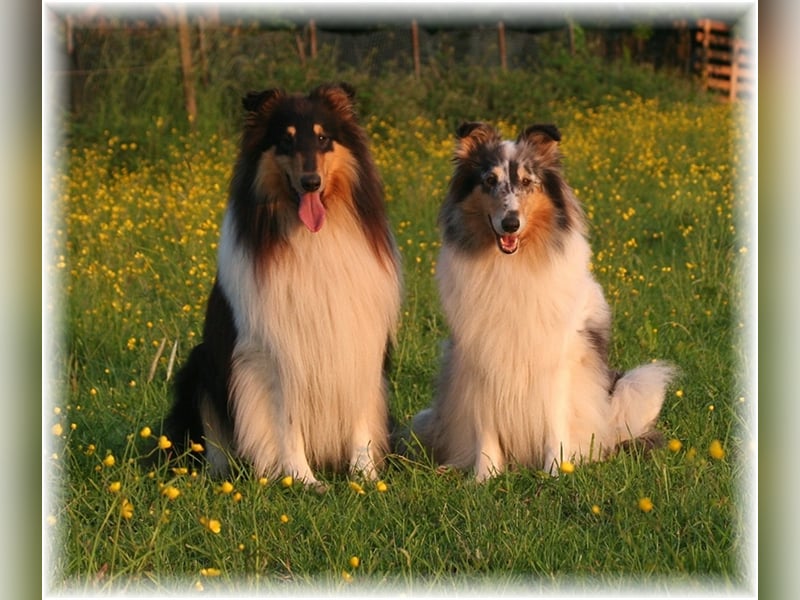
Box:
[484,173,498,187]
[521,177,532,188]
[317,134,330,145]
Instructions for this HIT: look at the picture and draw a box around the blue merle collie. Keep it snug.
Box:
[409,122,675,480]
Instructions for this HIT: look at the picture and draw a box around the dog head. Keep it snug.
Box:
[239,83,361,232]
[442,121,578,256]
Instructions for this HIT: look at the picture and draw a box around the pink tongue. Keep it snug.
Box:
[298,192,325,232]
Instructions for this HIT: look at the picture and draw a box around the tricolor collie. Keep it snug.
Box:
[409,122,675,480]
[165,83,402,490]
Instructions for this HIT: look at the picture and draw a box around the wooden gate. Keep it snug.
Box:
[696,19,753,101]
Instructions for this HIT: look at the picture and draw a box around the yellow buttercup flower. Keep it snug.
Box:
[667,438,683,453]
[219,481,234,494]
[638,497,654,513]
[348,481,366,495]
[200,568,221,577]
[51,423,63,436]
[108,481,121,493]
[559,460,575,474]
[199,516,221,534]
[161,485,180,500]
[376,480,388,493]
[102,454,116,468]
[709,439,725,460]
[158,435,172,450]
[280,514,290,524]
[139,426,152,438]
[281,475,293,488]
[191,442,204,452]
[120,499,134,519]
[349,555,360,568]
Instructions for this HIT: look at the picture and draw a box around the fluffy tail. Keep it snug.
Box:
[609,361,677,444]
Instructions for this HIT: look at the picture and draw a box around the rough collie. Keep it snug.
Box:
[165,83,402,490]
[409,122,675,480]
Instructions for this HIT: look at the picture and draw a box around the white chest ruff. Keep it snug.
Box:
[216,209,401,475]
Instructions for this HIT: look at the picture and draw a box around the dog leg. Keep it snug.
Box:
[545,364,574,474]
[279,419,326,491]
[349,441,378,480]
[474,430,504,482]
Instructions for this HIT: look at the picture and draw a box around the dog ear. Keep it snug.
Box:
[518,124,562,147]
[311,82,357,119]
[242,89,285,114]
[455,122,502,161]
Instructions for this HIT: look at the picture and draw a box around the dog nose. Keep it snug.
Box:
[501,212,520,233]
[300,173,321,192]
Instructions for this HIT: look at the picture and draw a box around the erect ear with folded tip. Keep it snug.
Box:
[518,124,562,147]
[311,82,357,119]
[242,89,285,114]
[454,122,502,160]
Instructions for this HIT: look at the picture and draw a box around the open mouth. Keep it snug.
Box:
[488,215,519,254]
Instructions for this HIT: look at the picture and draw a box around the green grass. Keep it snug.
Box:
[46,39,752,594]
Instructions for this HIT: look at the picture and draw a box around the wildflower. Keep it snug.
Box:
[191,442,204,453]
[667,438,683,453]
[161,485,181,500]
[258,477,269,486]
[139,426,152,438]
[591,505,602,515]
[559,460,575,474]
[342,570,353,583]
[199,516,221,534]
[348,481,366,495]
[120,499,134,519]
[232,492,243,503]
[51,423,63,437]
[219,481,234,494]
[108,481,121,493]
[172,467,188,475]
[349,555,360,568]
[102,454,116,468]
[638,497,654,513]
[158,435,172,450]
[280,514,290,524]
[675,389,684,398]
[376,480,388,493]
[709,439,725,460]
[200,568,221,577]
[280,475,293,488]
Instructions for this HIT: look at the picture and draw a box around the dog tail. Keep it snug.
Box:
[609,361,677,446]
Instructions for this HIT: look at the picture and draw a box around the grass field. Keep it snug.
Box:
[46,72,753,594]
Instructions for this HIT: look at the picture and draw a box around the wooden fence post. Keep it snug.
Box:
[309,19,318,59]
[411,20,421,79]
[498,22,507,70]
[177,7,197,128]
